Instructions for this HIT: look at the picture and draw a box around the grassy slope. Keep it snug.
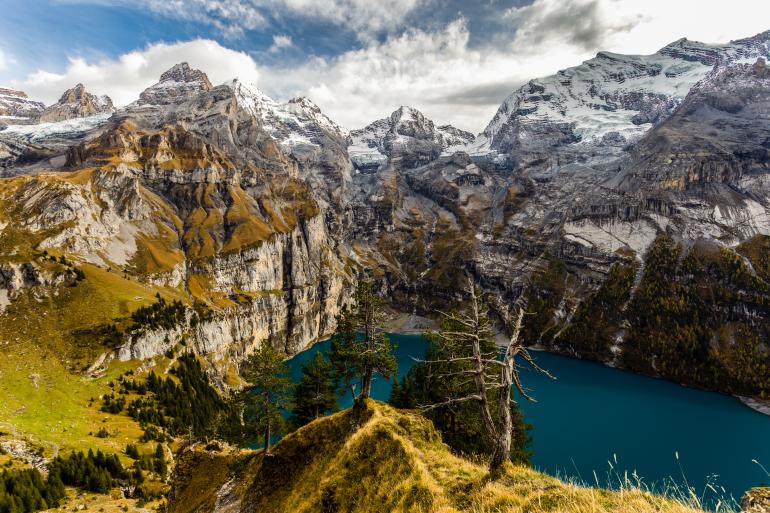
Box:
[171,401,706,513]
[0,262,184,456]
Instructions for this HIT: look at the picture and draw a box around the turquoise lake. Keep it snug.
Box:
[287,333,770,507]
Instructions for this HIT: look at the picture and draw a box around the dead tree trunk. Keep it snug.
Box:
[490,308,524,470]
[468,283,499,445]
[420,278,553,472]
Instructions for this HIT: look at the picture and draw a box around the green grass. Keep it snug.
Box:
[0,263,186,456]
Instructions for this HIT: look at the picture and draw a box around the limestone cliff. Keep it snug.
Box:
[1,34,770,401]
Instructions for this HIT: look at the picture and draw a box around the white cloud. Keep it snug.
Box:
[507,0,770,56]
[17,39,259,106]
[266,0,429,39]
[255,18,592,131]
[268,35,294,53]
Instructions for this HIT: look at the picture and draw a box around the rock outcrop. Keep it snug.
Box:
[619,58,770,195]
[136,62,213,106]
[1,30,770,400]
[742,488,770,513]
[0,87,45,122]
[348,106,475,171]
[38,83,114,122]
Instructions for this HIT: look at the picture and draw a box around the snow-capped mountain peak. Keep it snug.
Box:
[348,105,475,171]
[0,87,45,123]
[39,83,114,122]
[232,80,346,152]
[136,62,213,106]
[474,31,770,156]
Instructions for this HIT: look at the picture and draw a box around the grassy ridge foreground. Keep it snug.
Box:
[170,400,707,513]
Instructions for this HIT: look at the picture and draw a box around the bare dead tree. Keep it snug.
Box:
[420,276,553,471]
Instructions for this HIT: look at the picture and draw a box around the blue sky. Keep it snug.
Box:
[0,0,529,70]
[1,0,769,131]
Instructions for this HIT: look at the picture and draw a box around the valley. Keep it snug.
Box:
[1,25,770,513]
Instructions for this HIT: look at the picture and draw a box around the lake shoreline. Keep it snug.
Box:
[318,323,770,419]
[738,396,770,416]
[388,330,770,416]
[289,333,770,505]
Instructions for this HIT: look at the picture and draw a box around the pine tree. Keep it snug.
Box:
[125,443,139,459]
[388,377,402,406]
[329,279,397,401]
[243,341,292,454]
[153,444,167,478]
[291,352,338,427]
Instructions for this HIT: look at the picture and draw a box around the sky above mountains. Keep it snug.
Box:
[1,0,770,131]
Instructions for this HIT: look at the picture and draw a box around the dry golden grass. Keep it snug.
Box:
[133,231,186,275]
[172,401,711,513]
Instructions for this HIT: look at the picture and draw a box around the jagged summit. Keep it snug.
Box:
[348,105,475,171]
[136,62,213,105]
[233,80,347,153]
[159,62,213,87]
[0,86,45,122]
[39,83,114,123]
[473,30,770,157]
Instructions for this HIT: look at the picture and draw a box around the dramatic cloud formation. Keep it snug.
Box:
[266,0,430,38]
[132,0,269,39]
[18,40,259,106]
[8,0,770,131]
[254,18,586,131]
[505,0,643,52]
[508,0,770,56]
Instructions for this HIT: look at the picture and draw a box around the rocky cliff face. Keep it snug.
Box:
[38,83,114,123]
[1,31,770,400]
[619,58,770,196]
[136,62,213,106]
[0,64,352,378]
[0,87,45,124]
[348,106,475,171]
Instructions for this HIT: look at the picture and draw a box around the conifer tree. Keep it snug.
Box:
[153,444,167,478]
[243,341,292,454]
[329,279,397,401]
[291,352,338,427]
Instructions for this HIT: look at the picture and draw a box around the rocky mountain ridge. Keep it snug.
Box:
[0,86,45,123]
[39,83,114,122]
[348,105,475,171]
[470,31,770,168]
[168,400,715,513]
[136,62,212,106]
[0,31,769,403]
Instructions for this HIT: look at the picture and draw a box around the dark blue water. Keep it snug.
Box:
[288,333,770,506]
